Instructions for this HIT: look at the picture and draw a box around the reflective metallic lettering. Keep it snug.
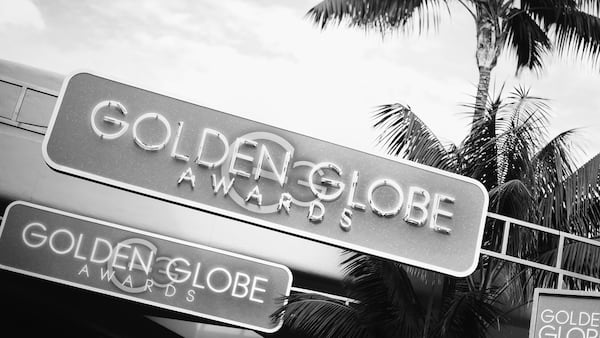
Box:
[245,185,263,206]
[229,138,257,178]
[340,208,352,232]
[90,100,129,140]
[430,194,455,234]
[277,192,293,214]
[308,201,325,223]
[309,162,345,202]
[404,186,431,226]
[195,128,229,168]
[254,145,291,187]
[368,179,404,217]
[171,121,190,161]
[211,174,235,196]
[347,171,366,210]
[177,167,196,189]
[132,113,172,151]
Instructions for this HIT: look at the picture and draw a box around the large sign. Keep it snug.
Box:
[43,72,489,277]
[529,288,600,338]
[0,201,292,333]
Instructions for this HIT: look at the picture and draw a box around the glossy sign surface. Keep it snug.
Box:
[44,72,488,277]
[529,288,600,338]
[0,201,292,333]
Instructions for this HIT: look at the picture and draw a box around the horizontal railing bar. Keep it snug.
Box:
[481,249,600,285]
[481,249,564,274]
[561,232,600,246]
[0,76,59,97]
[290,286,358,304]
[486,212,561,235]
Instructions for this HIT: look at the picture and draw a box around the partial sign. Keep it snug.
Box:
[0,201,292,333]
[529,288,600,338]
[43,72,489,277]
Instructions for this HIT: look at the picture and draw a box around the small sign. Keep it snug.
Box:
[43,72,489,277]
[529,288,600,338]
[0,201,292,333]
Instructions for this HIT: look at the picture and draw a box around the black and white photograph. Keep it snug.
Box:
[0,1,599,337]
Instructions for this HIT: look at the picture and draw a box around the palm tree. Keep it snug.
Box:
[272,87,600,337]
[306,0,600,126]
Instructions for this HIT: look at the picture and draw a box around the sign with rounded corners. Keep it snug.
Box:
[0,201,292,333]
[529,288,600,338]
[43,72,489,277]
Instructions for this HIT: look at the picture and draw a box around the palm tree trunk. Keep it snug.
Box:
[474,66,492,123]
[471,11,503,132]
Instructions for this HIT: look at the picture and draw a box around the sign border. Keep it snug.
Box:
[42,71,489,277]
[528,288,600,338]
[0,200,293,333]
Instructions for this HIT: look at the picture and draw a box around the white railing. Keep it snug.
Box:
[297,212,600,302]
[482,212,600,289]
[0,75,58,133]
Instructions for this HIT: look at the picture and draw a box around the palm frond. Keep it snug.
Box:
[504,9,551,72]
[535,238,600,290]
[489,179,535,221]
[560,240,600,277]
[272,293,370,338]
[550,8,600,65]
[575,0,600,15]
[495,87,550,185]
[306,0,447,34]
[520,0,577,28]
[489,261,538,306]
[433,278,505,338]
[342,253,425,337]
[372,103,458,171]
[533,129,579,174]
[562,152,600,236]
[533,129,580,230]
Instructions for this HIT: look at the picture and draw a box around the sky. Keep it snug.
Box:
[1,0,600,165]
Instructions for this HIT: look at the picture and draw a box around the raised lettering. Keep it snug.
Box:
[22,222,47,248]
[177,167,196,189]
[309,162,345,202]
[229,138,257,178]
[170,121,190,161]
[166,257,192,283]
[430,193,455,234]
[195,128,229,168]
[340,208,352,232]
[308,201,325,223]
[368,179,403,217]
[132,113,171,151]
[90,100,129,140]
[404,186,430,226]
[254,145,291,187]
